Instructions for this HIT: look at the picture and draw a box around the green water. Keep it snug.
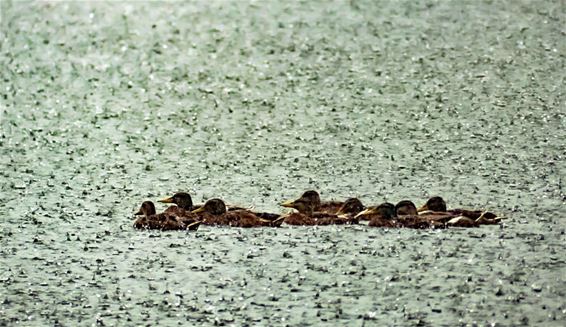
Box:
[1,1,564,326]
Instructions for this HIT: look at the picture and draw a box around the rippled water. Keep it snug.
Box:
[1,1,564,326]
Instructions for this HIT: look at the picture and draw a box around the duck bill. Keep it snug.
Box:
[280,199,297,209]
[417,204,428,212]
[134,209,143,216]
[191,206,206,214]
[158,196,174,203]
[354,208,374,219]
[272,216,286,224]
[186,221,202,230]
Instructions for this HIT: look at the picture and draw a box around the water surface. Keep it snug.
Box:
[1,1,564,326]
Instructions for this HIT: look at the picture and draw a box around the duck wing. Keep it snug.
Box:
[283,212,317,226]
[368,217,397,228]
[319,201,344,214]
[134,213,186,231]
[252,212,281,221]
[163,206,186,216]
[221,210,272,228]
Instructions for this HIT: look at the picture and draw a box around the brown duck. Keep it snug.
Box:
[417,196,502,226]
[134,201,201,231]
[394,200,451,229]
[280,190,364,215]
[357,203,398,228]
[158,192,195,217]
[191,198,284,228]
[397,200,496,228]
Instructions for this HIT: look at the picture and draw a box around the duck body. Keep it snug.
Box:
[134,213,185,231]
[318,201,347,214]
[283,212,317,226]
[313,211,359,225]
[222,210,283,227]
[282,212,358,226]
[396,215,449,229]
[163,206,190,217]
[368,217,398,228]
[446,216,479,228]
[192,198,283,228]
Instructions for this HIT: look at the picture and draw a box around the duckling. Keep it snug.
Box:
[191,198,284,228]
[134,201,201,231]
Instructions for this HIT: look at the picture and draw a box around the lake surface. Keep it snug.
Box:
[1,1,564,326]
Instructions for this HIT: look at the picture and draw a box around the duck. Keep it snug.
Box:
[280,192,360,225]
[133,201,201,231]
[158,192,195,216]
[335,197,366,217]
[394,200,450,229]
[191,198,284,228]
[302,197,364,225]
[417,196,502,226]
[417,196,482,217]
[356,203,398,228]
[417,196,447,213]
[280,190,360,215]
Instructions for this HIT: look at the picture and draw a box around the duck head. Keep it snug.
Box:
[135,201,156,216]
[191,198,227,216]
[335,198,365,215]
[418,196,447,212]
[158,192,194,210]
[395,200,418,216]
[356,202,396,220]
[280,190,321,215]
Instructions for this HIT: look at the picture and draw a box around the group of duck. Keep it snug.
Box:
[133,190,503,231]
